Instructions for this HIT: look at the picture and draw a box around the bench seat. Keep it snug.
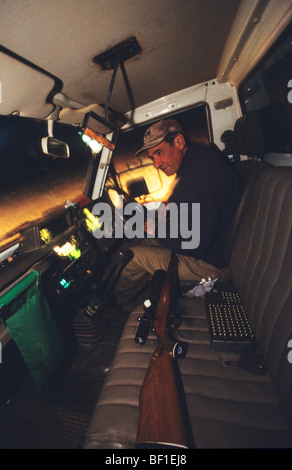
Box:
[84,167,292,449]
[84,297,291,449]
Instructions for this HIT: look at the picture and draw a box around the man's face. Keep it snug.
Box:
[147,135,186,176]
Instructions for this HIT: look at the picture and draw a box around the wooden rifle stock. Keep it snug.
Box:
[136,253,194,449]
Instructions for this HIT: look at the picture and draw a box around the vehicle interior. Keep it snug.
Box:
[0,0,292,451]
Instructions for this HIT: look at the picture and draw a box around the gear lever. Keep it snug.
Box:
[85,249,133,316]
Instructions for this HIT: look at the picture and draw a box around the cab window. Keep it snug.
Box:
[238,24,292,157]
[107,104,211,205]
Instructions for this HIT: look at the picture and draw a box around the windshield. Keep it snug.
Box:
[0,115,91,242]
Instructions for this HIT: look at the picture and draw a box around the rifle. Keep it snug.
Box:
[135,269,183,346]
[136,253,194,449]
[135,269,166,345]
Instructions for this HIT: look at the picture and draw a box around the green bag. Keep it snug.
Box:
[0,271,66,391]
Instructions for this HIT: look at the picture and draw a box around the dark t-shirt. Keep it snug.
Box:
[158,142,242,268]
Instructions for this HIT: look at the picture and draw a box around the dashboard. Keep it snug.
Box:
[0,200,112,403]
[0,201,107,300]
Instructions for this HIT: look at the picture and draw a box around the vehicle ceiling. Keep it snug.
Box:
[0,0,292,119]
[0,0,240,116]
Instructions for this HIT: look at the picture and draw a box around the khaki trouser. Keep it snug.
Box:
[114,239,229,309]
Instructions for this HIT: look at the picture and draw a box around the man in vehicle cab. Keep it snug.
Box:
[115,118,243,310]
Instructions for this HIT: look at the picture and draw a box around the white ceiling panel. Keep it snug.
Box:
[0,0,241,114]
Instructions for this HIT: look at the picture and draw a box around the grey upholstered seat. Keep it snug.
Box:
[84,166,292,449]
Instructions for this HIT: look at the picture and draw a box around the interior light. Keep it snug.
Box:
[79,131,103,154]
[59,278,70,289]
[81,134,91,145]
[39,228,52,243]
[89,139,103,153]
[53,240,81,260]
[68,245,81,260]
[83,208,102,233]
[83,127,115,150]
[54,242,72,257]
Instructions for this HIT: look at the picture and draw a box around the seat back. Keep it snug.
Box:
[233,110,266,158]
[224,110,271,263]
[229,166,292,423]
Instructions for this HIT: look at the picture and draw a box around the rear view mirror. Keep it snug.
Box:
[42,120,70,158]
[42,136,70,158]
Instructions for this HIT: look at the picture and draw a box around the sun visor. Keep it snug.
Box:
[59,103,127,134]
[0,46,62,119]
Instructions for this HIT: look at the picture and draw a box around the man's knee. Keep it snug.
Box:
[123,245,149,273]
